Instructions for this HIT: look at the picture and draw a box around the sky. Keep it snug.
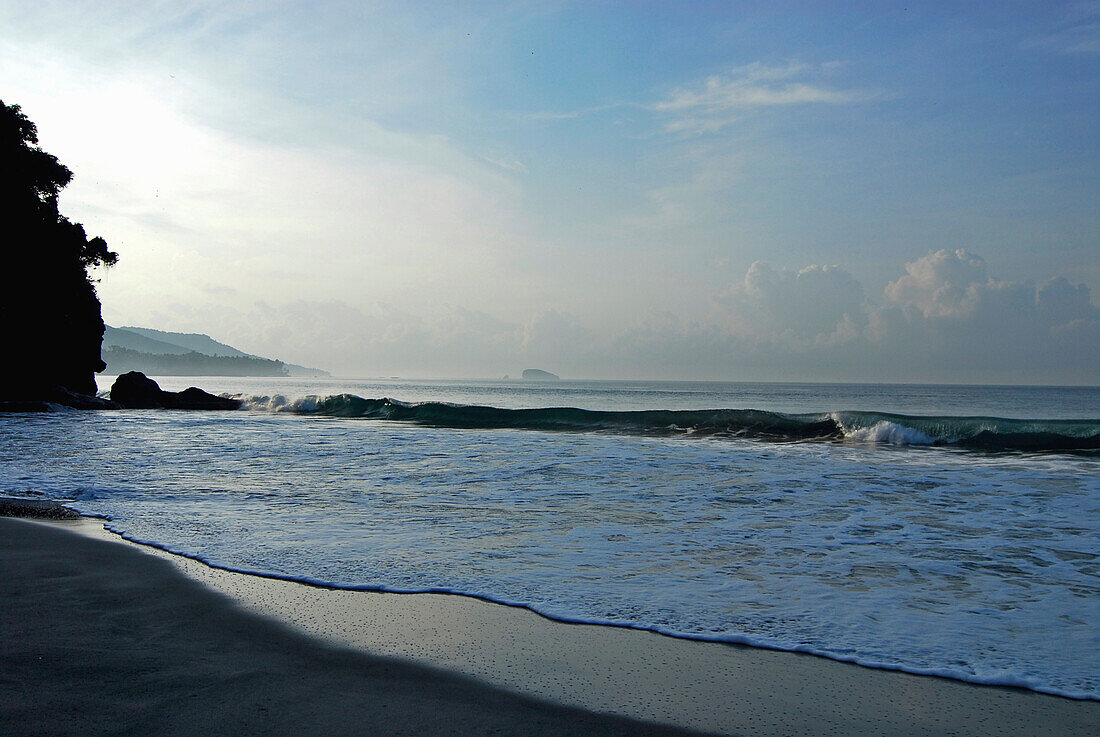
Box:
[2,0,1098,383]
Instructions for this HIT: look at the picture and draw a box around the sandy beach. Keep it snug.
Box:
[1,514,1097,737]
[0,516,703,737]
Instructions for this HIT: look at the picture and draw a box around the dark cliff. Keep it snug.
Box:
[0,100,117,401]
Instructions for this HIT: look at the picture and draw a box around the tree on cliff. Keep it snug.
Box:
[0,100,118,398]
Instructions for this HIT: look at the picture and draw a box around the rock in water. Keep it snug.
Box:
[108,371,163,408]
[0,386,118,412]
[110,372,240,410]
[166,387,241,410]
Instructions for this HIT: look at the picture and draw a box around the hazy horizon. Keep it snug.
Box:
[4,2,1098,385]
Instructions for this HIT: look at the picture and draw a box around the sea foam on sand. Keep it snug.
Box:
[3,516,1096,737]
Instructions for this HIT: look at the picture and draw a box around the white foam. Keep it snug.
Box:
[3,391,1098,701]
[71,487,100,501]
[841,419,934,445]
[236,394,322,413]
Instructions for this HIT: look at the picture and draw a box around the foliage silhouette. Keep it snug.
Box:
[102,347,290,377]
[1,100,117,399]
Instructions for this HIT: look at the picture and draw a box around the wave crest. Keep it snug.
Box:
[232,393,1100,453]
[841,420,934,445]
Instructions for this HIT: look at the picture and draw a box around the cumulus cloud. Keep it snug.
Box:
[883,248,990,318]
[882,249,1100,342]
[710,249,1099,383]
[873,250,1099,380]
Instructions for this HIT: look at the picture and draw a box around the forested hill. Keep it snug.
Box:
[111,326,252,357]
[102,326,329,377]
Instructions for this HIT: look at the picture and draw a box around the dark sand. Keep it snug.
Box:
[0,518,707,737]
[2,514,1097,736]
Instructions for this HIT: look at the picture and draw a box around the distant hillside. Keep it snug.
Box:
[102,347,290,377]
[283,363,331,378]
[103,326,192,356]
[102,326,329,377]
[117,326,252,358]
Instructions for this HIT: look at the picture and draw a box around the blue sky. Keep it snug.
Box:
[2,1,1098,382]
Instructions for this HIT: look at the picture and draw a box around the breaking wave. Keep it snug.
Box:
[234,394,1100,453]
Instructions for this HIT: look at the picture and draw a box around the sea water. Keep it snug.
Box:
[1,378,1097,700]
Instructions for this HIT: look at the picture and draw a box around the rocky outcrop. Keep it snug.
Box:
[0,497,81,520]
[108,371,164,408]
[0,386,119,412]
[167,387,242,410]
[110,372,240,410]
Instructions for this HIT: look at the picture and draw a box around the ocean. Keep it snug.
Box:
[2,377,1097,700]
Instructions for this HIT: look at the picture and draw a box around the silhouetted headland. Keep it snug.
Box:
[0,100,115,408]
[0,102,242,412]
[102,326,330,377]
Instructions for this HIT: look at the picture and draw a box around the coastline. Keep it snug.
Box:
[1,513,1096,736]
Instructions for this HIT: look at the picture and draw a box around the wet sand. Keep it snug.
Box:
[2,516,1097,736]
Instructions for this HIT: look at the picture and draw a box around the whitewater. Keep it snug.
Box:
[2,378,1097,700]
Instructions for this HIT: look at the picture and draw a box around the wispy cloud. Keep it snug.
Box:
[524,102,643,121]
[1024,1,1100,54]
[1038,22,1100,54]
[529,62,858,135]
[651,62,856,134]
[481,154,528,173]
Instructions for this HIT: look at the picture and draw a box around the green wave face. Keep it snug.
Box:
[250,395,1100,453]
[832,411,1100,451]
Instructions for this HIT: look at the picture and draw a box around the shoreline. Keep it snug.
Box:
[1,511,1096,736]
[0,516,705,737]
[49,514,1100,703]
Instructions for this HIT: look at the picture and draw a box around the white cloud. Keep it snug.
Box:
[873,251,1099,381]
[523,103,635,121]
[708,250,1099,383]
[883,248,990,318]
[527,62,857,135]
[652,62,856,135]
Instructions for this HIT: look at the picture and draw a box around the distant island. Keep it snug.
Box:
[521,368,560,381]
[103,326,329,378]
